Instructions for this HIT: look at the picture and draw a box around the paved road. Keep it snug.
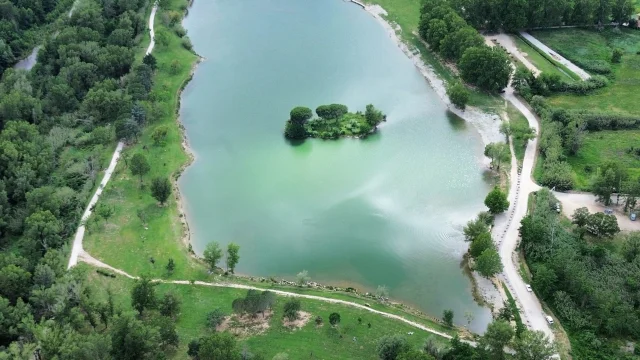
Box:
[68,142,124,269]
[520,32,591,80]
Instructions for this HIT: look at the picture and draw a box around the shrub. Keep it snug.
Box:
[181,36,193,51]
[611,48,623,63]
[283,299,301,321]
[174,25,187,38]
[540,161,574,191]
[96,269,116,278]
[206,308,226,329]
[152,125,169,146]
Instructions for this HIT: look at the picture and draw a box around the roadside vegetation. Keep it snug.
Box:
[521,189,640,359]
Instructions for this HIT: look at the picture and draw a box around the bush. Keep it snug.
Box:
[446,81,470,110]
[283,299,301,321]
[96,269,116,278]
[174,25,187,38]
[152,125,169,146]
[540,161,574,191]
[574,59,611,74]
[181,36,193,51]
[611,48,623,63]
[206,308,226,329]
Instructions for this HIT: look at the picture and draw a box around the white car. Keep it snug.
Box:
[525,284,532,292]
[545,315,554,325]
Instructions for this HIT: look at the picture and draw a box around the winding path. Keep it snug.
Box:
[519,32,591,81]
[68,2,158,269]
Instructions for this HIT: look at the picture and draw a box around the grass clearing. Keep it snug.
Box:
[506,102,530,166]
[530,28,640,116]
[81,264,452,360]
[83,0,207,281]
[512,35,578,80]
[566,130,640,189]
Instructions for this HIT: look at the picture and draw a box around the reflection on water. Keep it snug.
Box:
[181,0,494,333]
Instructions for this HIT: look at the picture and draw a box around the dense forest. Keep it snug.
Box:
[521,189,640,359]
[0,0,166,357]
[447,0,636,31]
[0,0,76,75]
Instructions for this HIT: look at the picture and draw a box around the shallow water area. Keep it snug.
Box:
[180,0,494,332]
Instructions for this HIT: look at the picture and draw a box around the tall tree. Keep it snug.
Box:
[458,46,511,92]
[485,187,510,214]
[151,177,172,205]
[130,153,150,185]
[513,330,556,360]
[110,313,161,360]
[479,320,514,359]
[203,242,223,271]
[476,247,503,277]
[131,276,157,314]
[226,243,240,273]
[195,332,241,360]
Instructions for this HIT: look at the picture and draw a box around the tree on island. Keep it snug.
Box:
[316,104,348,119]
[365,104,384,127]
[485,187,509,214]
[284,106,312,139]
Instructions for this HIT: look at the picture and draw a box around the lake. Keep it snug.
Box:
[181,0,493,332]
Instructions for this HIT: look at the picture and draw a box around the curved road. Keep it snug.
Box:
[68,2,158,269]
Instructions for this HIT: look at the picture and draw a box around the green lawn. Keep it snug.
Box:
[506,102,529,166]
[530,28,640,116]
[512,35,577,80]
[82,264,452,360]
[365,0,504,112]
[83,0,206,281]
[566,130,640,189]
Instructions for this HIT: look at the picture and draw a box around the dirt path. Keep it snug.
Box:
[146,3,158,55]
[79,251,458,341]
[67,143,124,269]
[519,32,591,81]
[486,34,541,76]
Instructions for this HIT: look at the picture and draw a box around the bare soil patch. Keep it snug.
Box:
[282,311,312,330]
[216,311,273,337]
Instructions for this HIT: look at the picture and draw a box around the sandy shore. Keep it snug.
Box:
[363,5,503,147]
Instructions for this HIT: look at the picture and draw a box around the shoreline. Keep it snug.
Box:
[360,3,506,310]
[173,0,502,324]
[362,4,503,147]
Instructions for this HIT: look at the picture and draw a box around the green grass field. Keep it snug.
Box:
[512,35,578,80]
[81,264,451,360]
[506,102,529,166]
[530,28,640,116]
[83,0,206,281]
[566,130,640,189]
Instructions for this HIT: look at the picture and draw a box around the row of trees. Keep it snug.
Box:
[419,1,512,93]
[376,319,556,360]
[203,241,241,274]
[463,212,503,277]
[447,0,636,31]
[520,189,640,358]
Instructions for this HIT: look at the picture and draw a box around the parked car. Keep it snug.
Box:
[604,208,613,215]
[545,315,554,325]
[555,203,560,213]
[631,213,637,221]
[525,284,532,292]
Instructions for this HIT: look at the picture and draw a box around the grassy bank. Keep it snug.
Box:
[506,102,529,166]
[365,0,504,112]
[83,0,207,281]
[82,264,452,359]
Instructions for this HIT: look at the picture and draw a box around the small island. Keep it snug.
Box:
[284,104,386,140]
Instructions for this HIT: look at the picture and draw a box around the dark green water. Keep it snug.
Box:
[180,0,493,332]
